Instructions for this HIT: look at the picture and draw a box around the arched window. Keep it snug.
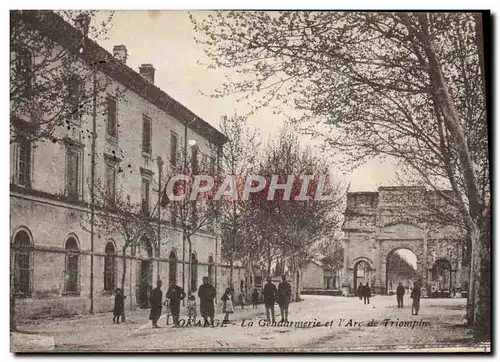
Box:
[104,242,116,291]
[13,230,32,297]
[64,237,80,294]
[208,255,215,286]
[190,253,198,292]
[169,250,177,286]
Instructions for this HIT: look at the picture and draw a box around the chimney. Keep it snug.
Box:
[113,45,128,64]
[139,64,155,84]
[73,13,91,37]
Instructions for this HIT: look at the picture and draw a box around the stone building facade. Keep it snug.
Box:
[10,11,245,319]
[341,186,467,295]
[301,260,341,291]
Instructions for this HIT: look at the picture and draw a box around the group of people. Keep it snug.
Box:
[394,279,423,315]
[113,276,218,328]
[262,275,292,323]
[113,274,295,327]
[356,282,372,305]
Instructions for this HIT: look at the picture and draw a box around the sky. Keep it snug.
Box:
[395,249,418,270]
[94,10,402,192]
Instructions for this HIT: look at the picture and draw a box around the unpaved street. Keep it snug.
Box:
[14,295,487,352]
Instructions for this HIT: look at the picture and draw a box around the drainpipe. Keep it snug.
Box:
[89,59,97,314]
[156,156,163,281]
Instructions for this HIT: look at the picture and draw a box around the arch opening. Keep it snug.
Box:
[64,236,80,293]
[385,248,418,295]
[169,250,177,286]
[429,259,452,297]
[13,230,32,297]
[104,241,116,291]
[353,259,375,293]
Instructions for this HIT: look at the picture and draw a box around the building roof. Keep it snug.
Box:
[13,10,228,146]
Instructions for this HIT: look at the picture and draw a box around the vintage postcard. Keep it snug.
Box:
[9,9,491,353]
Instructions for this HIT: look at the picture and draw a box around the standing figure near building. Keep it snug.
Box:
[113,288,126,323]
[357,282,363,301]
[263,277,277,323]
[411,279,422,316]
[221,288,235,322]
[396,282,406,308]
[187,294,197,324]
[251,288,259,309]
[238,291,245,309]
[166,280,185,327]
[149,280,163,328]
[198,276,216,327]
[278,275,292,323]
[363,282,371,305]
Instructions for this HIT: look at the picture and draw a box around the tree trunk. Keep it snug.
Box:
[473,13,486,97]
[121,246,127,292]
[472,215,491,341]
[419,15,489,341]
[229,257,234,290]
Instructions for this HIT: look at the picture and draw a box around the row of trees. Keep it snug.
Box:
[217,116,345,298]
[191,11,491,341]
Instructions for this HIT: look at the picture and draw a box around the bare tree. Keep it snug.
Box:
[10,10,116,143]
[217,114,260,288]
[192,11,490,340]
[159,140,219,294]
[82,179,163,304]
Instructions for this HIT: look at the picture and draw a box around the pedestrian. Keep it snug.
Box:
[187,294,197,325]
[363,282,371,305]
[238,292,245,309]
[198,276,216,327]
[251,288,259,309]
[148,280,163,328]
[166,280,185,327]
[278,275,292,323]
[113,288,126,324]
[221,288,235,322]
[162,298,172,325]
[411,279,422,316]
[263,277,277,323]
[357,282,363,301]
[396,282,405,308]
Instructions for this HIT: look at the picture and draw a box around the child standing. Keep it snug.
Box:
[221,288,234,322]
[187,294,197,325]
[113,288,126,323]
[251,288,259,309]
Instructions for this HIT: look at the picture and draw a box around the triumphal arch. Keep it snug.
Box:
[341,186,467,295]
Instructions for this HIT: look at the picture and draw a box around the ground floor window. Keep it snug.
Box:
[13,230,32,297]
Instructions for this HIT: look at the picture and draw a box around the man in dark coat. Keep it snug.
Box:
[411,279,422,315]
[263,277,277,323]
[357,282,363,301]
[198,276,216,326]
[166,280,185,327]
[113,288,126,323]
[363,282,371,305]
[149,280,163,328]
[278,275,292,323]
[396,282,406,308]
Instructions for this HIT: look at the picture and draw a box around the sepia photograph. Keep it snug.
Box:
[8,8,491,353]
